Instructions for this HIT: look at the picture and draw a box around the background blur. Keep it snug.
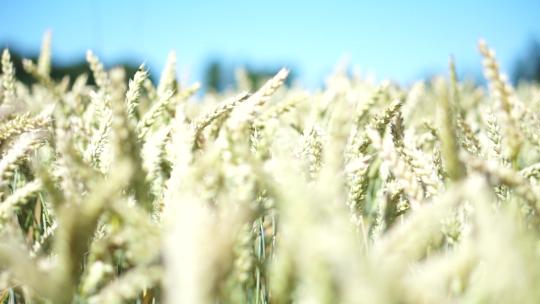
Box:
[1,0,540,90]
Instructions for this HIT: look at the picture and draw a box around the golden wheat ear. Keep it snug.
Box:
[1,49,15,105]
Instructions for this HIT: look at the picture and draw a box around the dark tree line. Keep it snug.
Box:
[2,48,143,87]
[513,39,540,84]
[3,48,293,93]
[3,39,539,91]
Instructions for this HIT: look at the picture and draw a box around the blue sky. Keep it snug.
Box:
[1,0,540,87]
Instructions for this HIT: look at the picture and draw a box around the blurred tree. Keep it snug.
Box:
[244,67,294,89]
[513,39,540,84]
[204,59,294,93]
[205,60,224,93]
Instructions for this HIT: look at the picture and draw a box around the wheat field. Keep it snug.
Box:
[0,33,540,303]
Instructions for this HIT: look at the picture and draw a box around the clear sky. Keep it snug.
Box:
[1,0,540,87]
